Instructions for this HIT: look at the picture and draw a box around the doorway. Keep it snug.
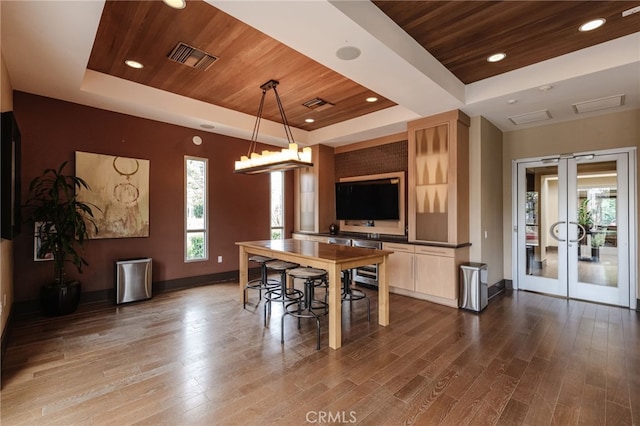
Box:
[515,150,635,307]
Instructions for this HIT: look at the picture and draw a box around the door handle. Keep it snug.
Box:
[549,221,566,242]
[569,221,586,243]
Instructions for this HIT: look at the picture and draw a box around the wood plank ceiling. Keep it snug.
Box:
[373,1,640,84]
[88,1,640,132]
[87,0,395,132]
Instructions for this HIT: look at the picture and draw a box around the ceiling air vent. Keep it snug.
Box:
[168,42,218,71]
[302,98,335,111]
[573,94,625,114]
[508,109,552,125]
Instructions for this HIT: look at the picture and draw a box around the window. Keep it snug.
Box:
[270,171,284,239]
[185,156,207,261]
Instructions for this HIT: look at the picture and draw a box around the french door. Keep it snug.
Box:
[516,151,633,307]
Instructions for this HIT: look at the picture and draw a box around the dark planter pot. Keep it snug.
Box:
[41,281,81,316]
[591,247,600,262]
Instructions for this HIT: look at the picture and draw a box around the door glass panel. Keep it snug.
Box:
[576,161,618,287]
[524,165,559,280]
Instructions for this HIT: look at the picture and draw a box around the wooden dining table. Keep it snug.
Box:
[236,239,393,349]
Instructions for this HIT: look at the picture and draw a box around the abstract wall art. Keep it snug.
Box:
[75,151,150,239]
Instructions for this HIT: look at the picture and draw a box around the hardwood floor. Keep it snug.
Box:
[2,282,639,425]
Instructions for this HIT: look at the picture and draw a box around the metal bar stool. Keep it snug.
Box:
[243,255,280,309]
[264,260,303,326]
[341,270,370,322]
[327,239,370,322]
[281,267,328,350]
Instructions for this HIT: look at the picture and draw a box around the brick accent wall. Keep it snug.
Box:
[335,141,408,179]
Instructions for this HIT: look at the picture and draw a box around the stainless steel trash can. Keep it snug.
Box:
[116,258,152,304]
[459,262,488,312]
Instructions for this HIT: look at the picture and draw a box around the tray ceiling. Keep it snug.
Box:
[2,0,639,146]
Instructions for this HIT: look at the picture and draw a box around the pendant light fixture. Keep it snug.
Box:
[234,79,312,174]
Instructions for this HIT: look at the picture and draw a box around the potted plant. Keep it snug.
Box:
[577,199,593,258]
[577,199,593,230]
[25,161,99,316]
[590,231,606,261]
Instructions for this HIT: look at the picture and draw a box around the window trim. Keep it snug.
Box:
[184,155,208,262]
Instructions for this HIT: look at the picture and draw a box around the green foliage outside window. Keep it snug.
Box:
[187,234,205,260]
[193,204,204,219]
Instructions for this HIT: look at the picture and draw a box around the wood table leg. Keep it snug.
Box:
[239,246,248,303]
[378,255,389,326]
[327,263,342,349]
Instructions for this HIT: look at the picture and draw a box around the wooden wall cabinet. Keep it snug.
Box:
[294,144,335,233]
[408,110,470,245]
[383,242,469,308]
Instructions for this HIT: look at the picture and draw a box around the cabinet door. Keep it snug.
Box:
[414,247,456,300]
[384,243,414,291]
[408,110,470,245]
[296,167,316,232]
[413,122,450,243]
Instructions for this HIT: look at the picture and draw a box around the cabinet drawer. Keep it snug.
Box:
[308,235,329,243]
[415,246,454,257]
[383,242,414,253]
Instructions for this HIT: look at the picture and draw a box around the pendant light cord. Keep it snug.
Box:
[248,88,267,158]
[247,80,298,159]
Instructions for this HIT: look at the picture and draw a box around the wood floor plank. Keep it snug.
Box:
[552,403,580,425]
[511,356,550,404]
[439,358,508,424]
[523,391,555,425]
[2,284,638,426]
[579,383,606,425]
[497,398,529,425]
[557,367,586,409]
[605,401,633,426]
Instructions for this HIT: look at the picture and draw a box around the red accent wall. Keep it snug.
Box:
[12,92,294,302]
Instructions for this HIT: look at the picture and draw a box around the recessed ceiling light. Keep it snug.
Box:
[336,46,361,61]
[162,0,186,9]
[579,18,606,32]
[200,124,215,130]
[366,97,378,103]
[487,53,506,63]
[539,85,553,92]
[125,59,144,69]
[305,118,315,123]
[508,99,518,104]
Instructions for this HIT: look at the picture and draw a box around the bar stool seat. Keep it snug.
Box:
[264,260,303,326]
[243,255,280,309]
[282,267,328,350]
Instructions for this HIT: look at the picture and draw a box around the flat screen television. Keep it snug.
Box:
[335,178,400,221]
